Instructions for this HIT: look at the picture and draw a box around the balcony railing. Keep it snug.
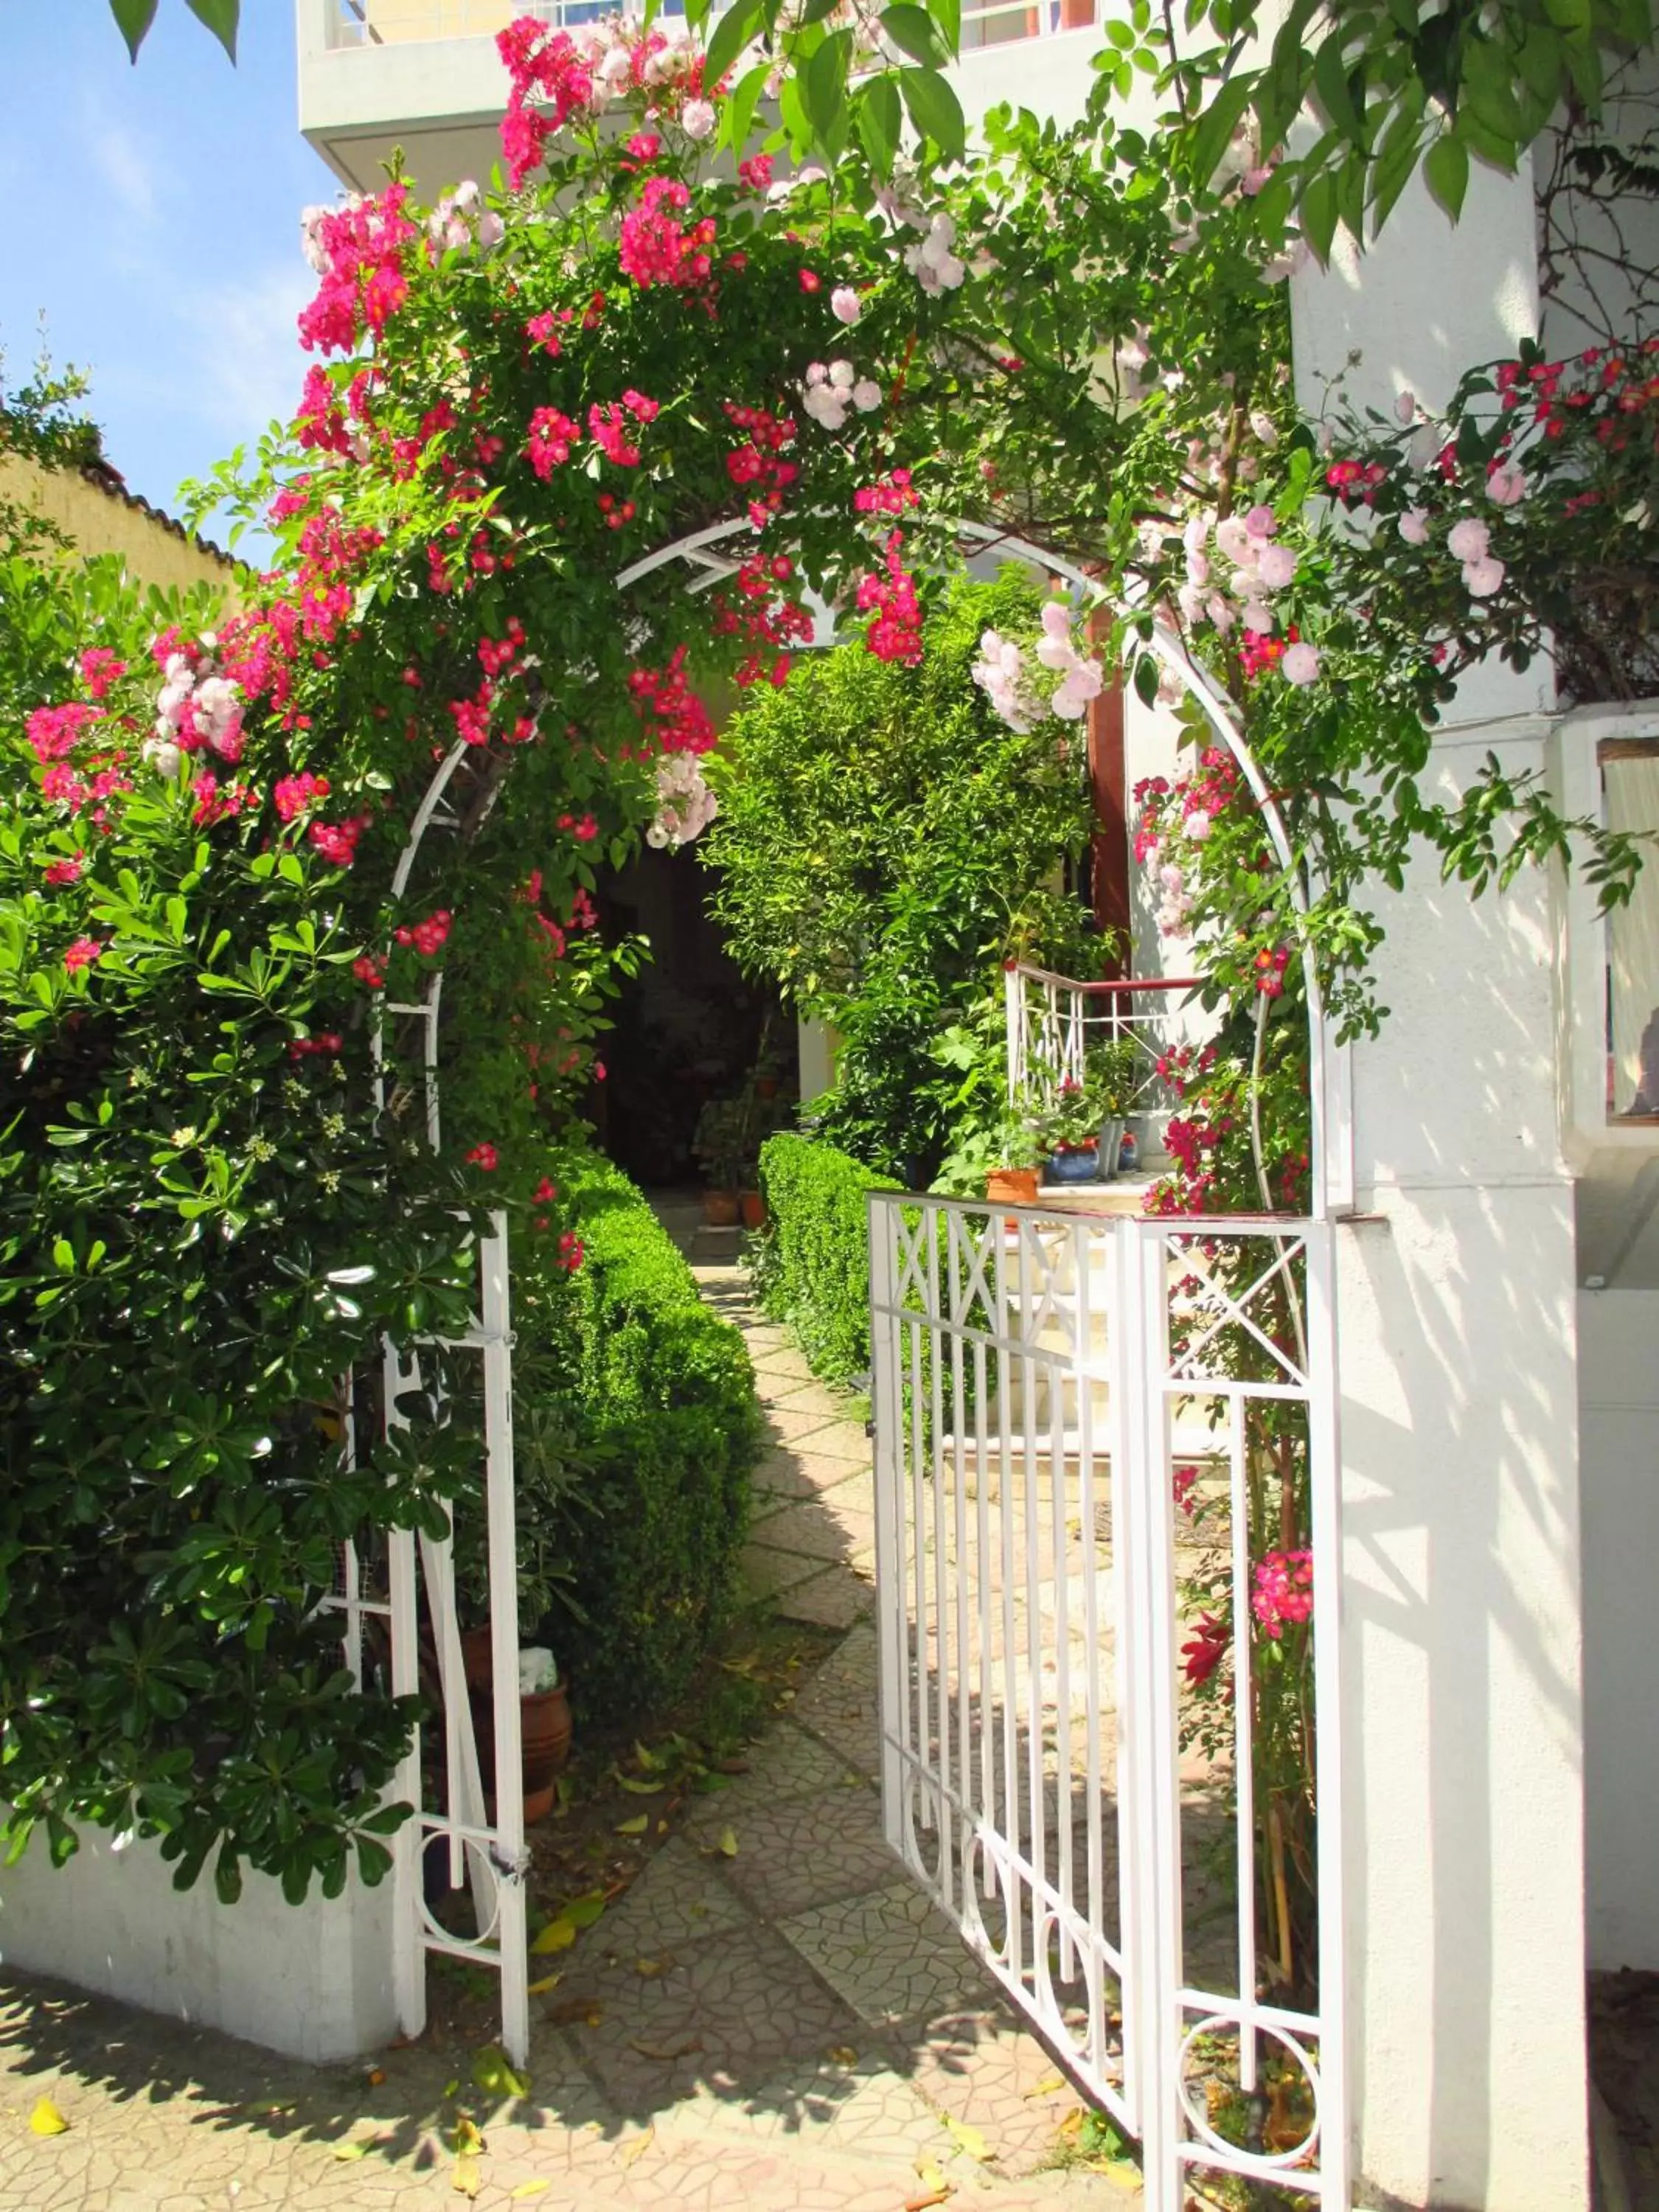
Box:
[322,0,1097,52]
[1004,962,1200,1141]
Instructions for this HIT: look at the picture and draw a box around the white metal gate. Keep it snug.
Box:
[322,737,530,2067]
[869,1192,1346,2210]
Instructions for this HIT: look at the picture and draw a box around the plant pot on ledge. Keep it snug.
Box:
[460,1627,572,1826]
[1046,1141,1101,1185]
[739,1188,766,1229]
[701,1187,740,1227]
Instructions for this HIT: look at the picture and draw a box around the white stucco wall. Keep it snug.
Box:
[1293,162,1591,2212]
[1579,1285,1659,1972]
[0,1829,397,2063]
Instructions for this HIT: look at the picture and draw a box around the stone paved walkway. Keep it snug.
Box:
[0,1203,1137,2212]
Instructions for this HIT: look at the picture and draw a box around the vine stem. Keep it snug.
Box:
[1248,986,1310,1379]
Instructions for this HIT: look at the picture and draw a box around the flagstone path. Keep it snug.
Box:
[0,1201,1136,2212]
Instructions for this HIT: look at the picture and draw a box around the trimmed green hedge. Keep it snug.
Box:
[522,1149,762,1722]
[754,1133,900,1388]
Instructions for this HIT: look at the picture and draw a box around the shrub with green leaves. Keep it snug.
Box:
[754,1133,901,1388]
[703,572,1105,1183]
[523,1148,762,1722]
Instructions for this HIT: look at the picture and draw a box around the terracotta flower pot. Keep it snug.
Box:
[740,1189,766,1229]
[985,1167,1040,1207]
[701,1189,740,1226]
[458,1627,572,1827]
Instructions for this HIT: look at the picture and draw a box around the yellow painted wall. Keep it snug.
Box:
[0,454,243,605]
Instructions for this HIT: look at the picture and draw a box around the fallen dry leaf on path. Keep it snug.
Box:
[627,2034,703,2062]
[527,1972,562,1997]
[530,1918,575,1955]
[717,1824,739,1857]
[453,2153,482,2197]
[943,2115,992,2163]
[905,2189,953,2211]
[28,2097,69,2137]
[618,2125,655,2168]
[1026,2072,1065,2098]
[509,2184,552,2201]
[826,2045,860,2067]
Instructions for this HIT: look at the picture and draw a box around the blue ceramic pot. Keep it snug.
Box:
[1046,1145,1100,1185]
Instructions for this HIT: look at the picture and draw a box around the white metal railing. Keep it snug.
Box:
[321,0,1090,51]
[1004,962,1203,1144]
[324,0,690,47]
[869,1192,1346,2211]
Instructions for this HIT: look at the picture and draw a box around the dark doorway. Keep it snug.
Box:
[591,844,793,1186]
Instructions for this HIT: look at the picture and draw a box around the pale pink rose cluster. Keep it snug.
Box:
[426,179,504,256]
[1177,504,1299,637]
[1447,517,1505,598]
[972,602,1103,731]
[905,212,966,293]
[647,751,717,849]
[801,359,883,430]
[147,647,245,778]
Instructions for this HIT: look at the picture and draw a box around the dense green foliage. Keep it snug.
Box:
[528,1148,761,1721]
[753,1133,901,1388]
[704,574,1103,1179]
[0,552,484,1904]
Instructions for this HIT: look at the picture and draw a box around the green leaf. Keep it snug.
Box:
[803,31,852,145]
[898,66,965,163]
[928,0,961,54]
[1185,70,1257,191]
[1300,170,1340,263]
[704,0,763,94]
[1312,32,1363,145]
[881,4,948,63]
[725,60,771,153]
[1423,131,1470,220]
[182,0,239,60]
[110,0,159,61]
[857,76,904,175]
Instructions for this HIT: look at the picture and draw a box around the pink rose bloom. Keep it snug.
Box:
[1243,504,1278,540]
[1240,599,1274,633]
[1398,508,1430,545]
[1281,641,1321,686]
[1447,518,1490,563]
[1464,556,1506,598]
[681,98,717,141]
[1487,464,1528,507]
[1394,389,1416,425]
[830,286,862,326]
[1255,542,1297,591]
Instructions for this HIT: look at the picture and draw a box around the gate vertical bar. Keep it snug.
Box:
[1307,1222,1349,2206]
[1129,1219,1186,2212]
[870,1195,908,1854]
[481,1212,529,2067]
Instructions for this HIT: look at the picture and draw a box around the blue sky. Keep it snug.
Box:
[0,4,339,546]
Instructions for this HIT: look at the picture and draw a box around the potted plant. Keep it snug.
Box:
[984,1107,1047,1207]
[692,1096,746,1225]
[451,1399,587,1824]
[1040,1078,1105,1184]
[1088,1037,1141,1183]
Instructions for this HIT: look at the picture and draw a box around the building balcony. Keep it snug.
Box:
[297,0,1112,198]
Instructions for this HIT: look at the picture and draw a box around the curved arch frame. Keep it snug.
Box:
[617,514,1349,1218]
[354,506,1349,2100]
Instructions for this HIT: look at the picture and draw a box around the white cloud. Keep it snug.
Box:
[88,114,161,227]
[180,263,313,443]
